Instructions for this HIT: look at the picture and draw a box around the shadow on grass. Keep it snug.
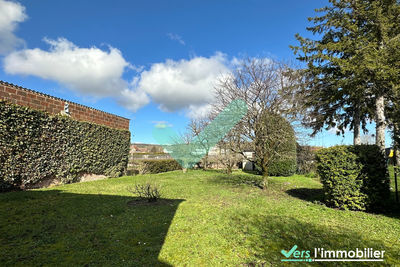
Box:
[385,192,400,219]
[0,190,184,266]
[286,188,400,219]
[286,188,324,203]
[232,213,400,266]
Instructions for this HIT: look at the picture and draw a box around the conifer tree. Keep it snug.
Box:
[293,0,400,152]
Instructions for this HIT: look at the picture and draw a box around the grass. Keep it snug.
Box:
[1,170,399,266]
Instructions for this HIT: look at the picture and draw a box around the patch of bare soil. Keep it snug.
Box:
[24,176,60,189]
[79,173,107,182]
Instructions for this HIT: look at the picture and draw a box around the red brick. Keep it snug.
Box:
[27,92,37,99]
[5,87,16,94]
[17,90,27,97]
[36,95,45,102]
[0,85,129,130]
[0,91,8,98]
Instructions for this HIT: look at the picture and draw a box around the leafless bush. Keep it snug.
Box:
[128,183,161,202]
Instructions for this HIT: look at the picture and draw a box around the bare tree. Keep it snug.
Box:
[187,118,212,170]
[211,57,303,178]
[214,141,242,174]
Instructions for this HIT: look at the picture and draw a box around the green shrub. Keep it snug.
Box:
[351,145,391,209]
[316,145,390,211]
[0,101,130,191]
[131,159,182,174]
[268,159,297,176]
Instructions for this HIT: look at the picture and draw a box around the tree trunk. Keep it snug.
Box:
[395,149,400,167]
[375,95,386,153]
[353,108,361,145]
[226,165,232,174]
[394,124,400,167]
[261,161,268,190]
[395,146,400,167]
[262,176,268,190]
[203,154,208,170]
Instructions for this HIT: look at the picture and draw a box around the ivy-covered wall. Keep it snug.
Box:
[0,101,130,191]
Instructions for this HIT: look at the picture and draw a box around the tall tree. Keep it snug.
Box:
[292,0,372,145]
[355,0,400,152]
[292,0,400,152]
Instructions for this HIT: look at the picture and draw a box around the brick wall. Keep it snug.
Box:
[0,81,130,130]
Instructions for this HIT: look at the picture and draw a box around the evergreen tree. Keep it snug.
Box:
[292,0,400,152]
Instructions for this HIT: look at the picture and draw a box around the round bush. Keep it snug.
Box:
[316,145,390,211]
[268,159,297,176]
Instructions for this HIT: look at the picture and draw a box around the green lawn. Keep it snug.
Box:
[1,170,399,266]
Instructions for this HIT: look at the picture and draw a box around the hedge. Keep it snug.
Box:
[0,101,130,191]
[129,159,182,174]
[316,145,390,211]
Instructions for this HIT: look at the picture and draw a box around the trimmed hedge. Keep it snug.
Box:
[316,145,390,211]
[0,101,130,191]
[130,159,182,174]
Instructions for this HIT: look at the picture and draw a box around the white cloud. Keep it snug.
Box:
[4,38,129,96]
[167,33,185,45]
[3,35,233,115]
[135,52,230,116]
[0,0,27,54]
[0,1,261,118]
[186,103,213,119]
[4,37,149,111]
[118,88,150,112]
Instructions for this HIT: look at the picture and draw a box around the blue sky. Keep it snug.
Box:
[0,0,392,146]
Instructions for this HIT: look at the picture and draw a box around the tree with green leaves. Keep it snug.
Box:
[254,111,296,187]
[292,0,400,152]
